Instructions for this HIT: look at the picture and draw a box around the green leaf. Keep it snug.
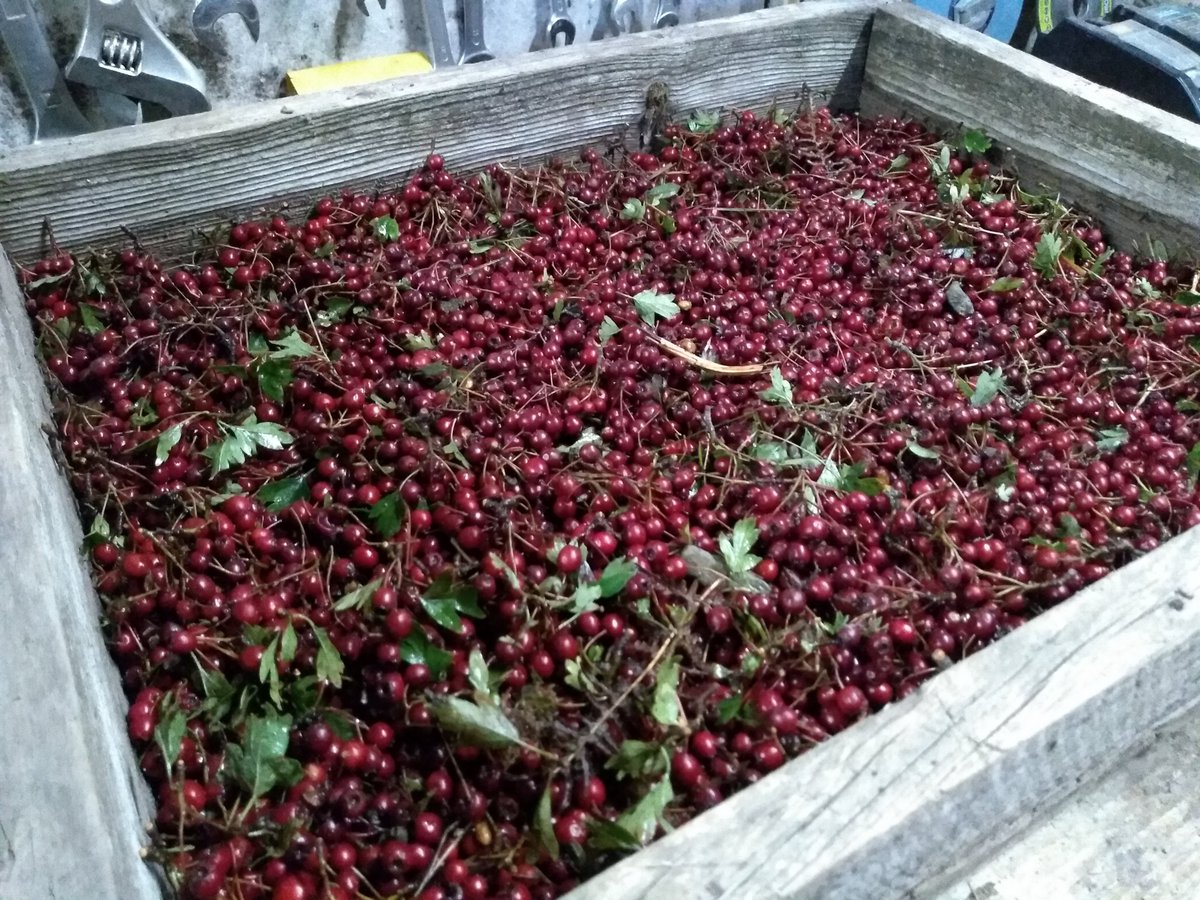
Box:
[885,154,910,175]
[312,240,335,259]
[130,396,158,427]
[467,648,493,701]
[1033,233,1064,279]
[945,281,974,316]
[254,358,293,402]
[961,128,992,155]
[1187,442,1200,485]
[651,657,682,727]
[962,367,1006,408]
[606,740,668,781]
[79,303,105,335]
[155,423,183,466]
[372,216,400,242]
[400,631,453,679]
[718,518,761,575]
[620,198,646,222]
[280,622,298,663]
[905,440,940,460]
[759,367,795,409]
[1132,278,1162,300]
[222,714,302,801]
[1095,427,1128,453]
[716,694,747,724]
[1059,512,1083,538]
[421,572,483,633]
[367,492,405,539]
[201,414,295,475]
[570,582,603,615]
[1174,291,1200,307]
[256,476,308,512]
[268,330,317,360]
[598,557,638,597]
[154,707,188,772]
[987,276,1024,293]
[645,182,680,206]
[615,774,673,845]
[313,626,344,687]
[536,783,560,860]
[405,332,435,351]
[598,316,620,346]
[632,289,679,326]
[443,440,470,468]
[589,819,643,852]
[332,578,382,613]
[428,696,521,749]
[687,110,720,133]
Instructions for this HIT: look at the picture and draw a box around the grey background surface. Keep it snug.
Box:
[0,0,776,149]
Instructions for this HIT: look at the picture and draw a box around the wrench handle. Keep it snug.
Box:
[0,0,91,139]
[461,0,493,63]
[420,0,457,68]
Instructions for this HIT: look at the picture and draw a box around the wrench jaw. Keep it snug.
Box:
[192,0,261,53]
[547,19,576,47]
[67,0,211,119]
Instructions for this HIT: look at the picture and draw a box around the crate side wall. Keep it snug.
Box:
[0,243,164,899]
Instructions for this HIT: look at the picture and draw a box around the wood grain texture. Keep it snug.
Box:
[567,526,1200,900]
[925,705,1200,900]
[0,1,882,261]
[0,246,164,900]
[860,5,1200,257]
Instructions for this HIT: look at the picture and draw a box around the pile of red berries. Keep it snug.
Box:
[21,107,1200,900]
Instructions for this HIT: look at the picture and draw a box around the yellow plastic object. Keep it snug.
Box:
[283,53,433,96]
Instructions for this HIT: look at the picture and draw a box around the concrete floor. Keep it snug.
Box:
[924,705,1200,900]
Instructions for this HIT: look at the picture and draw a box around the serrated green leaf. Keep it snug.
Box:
[962,367,1006,408]
[332,578,382,613]
[598,557,638,597]
[1033,233,1064,279]
[961,128,992,155]
[688,110,720,133]
[645,182,680,206]
[651,657,682,727]
[202,414,294,475]
[620,198,646,222]
[130,396,158,427]
[155,423,183,466]
[598,316,620,346]
[759,367,794,409]
[886,154,910,175]
[615,774,673,845]
[372,216,400,242]
[428,696,521,749]
[313,626,344,687]
[606,740,668,781]
[987,276,1025,293]
[405,331,435,351]
[1174,291,1200,307]
[256,476,309,512]
[632,289,679,326]
[1059,512,1083,538]
[400,631,453,679]
[154,707,188,772]
[589,819,643,852]
[268,330,317,360]
[254,358,293,402]
[79,303,105,335]
[570,582,603,615]
[367,492,405,539]
[421,572,482,633]
[222,713,301,801]
[718,518,760,575]
[1095,427,1128,453]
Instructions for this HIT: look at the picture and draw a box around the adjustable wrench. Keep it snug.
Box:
[419,0,456,68]
[547,0,576,46]
[66,0,210,118]
[460,0,493,63]
[0,0,92,140]
[192,0,260,52]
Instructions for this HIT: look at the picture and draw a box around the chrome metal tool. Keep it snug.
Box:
[192,0,260,52]
[611,0,642,34]
[547,0,576,46]
[419,0,456,67]
[652,0,680,29]
[66,0,210,118]
[355,0,386,14]
[461,0,493,63]
[0,0,92,141]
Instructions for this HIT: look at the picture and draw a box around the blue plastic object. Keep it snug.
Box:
[913,0,1023,43]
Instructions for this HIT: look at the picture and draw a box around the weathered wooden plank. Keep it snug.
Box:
[860,5,1200,256]
[0,246,163,900]
[567,526,1200,900]
[0,1,882,262]
[924,705,1200,900]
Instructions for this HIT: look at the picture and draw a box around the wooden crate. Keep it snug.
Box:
[2,3,1200,898]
